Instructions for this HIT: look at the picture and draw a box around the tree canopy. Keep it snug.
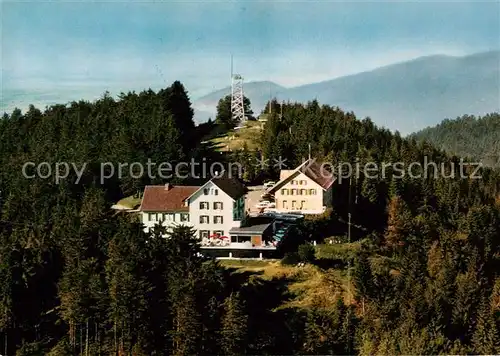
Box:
[412,113,500,167]
[1,84,499,355]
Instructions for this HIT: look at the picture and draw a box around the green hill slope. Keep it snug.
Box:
[412,113,500,166]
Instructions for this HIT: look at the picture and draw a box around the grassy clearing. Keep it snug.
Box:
[280,265,353,310]
[208,121,263,152]
[218,259,275,271]
[115,195,142,209]
[220,259,353,310]
[315,241,363,260]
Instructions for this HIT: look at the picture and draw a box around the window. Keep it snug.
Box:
[231,235,251,243]
[162,213,174,221]
[291,189,297,195]
[281,189,286,195]
[214,216,223,224]
[180,213,189,222]
[214,202,223,210]
[300,180,307,185]
[291,180,298,185]
[214,189,218,195]
[213,230,223,237]
[301,200,306,209]
[292,200,296,209]
[148,213,157,222]
[200,215,209,224]
[199,201,209,209]
[203,188,209,195]
[309,189,317,195]
[282,200,287,209]
[200,230,210,239]
[300,189,306,195]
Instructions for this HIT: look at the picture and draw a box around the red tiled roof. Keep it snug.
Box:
[139,185,200,212]
[269,159,336,192]
[300,161,336,190]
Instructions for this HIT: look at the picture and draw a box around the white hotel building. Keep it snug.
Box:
[139,173,275,252]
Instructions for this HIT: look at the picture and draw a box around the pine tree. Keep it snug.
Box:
[353,254,373,315]
[341,306,357,354]
[160,81,195,133]
[472,296,500,354]
[452,267,481,340]
[385,196,412,251]
[303,308,327,355]
[220,292,248,355]
[171,286,201,356]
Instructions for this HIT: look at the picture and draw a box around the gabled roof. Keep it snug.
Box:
[187,171,247,201]
[211,172,246,200]
[139,185,200,212]
[269,158,336,192]
[280,170,295,180]
[303,161,336,190]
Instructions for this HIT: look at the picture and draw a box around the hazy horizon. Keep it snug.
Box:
[2,1,499,114]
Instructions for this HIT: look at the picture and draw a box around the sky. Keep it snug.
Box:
[1,0,499,111]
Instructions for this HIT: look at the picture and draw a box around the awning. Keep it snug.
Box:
[229,222,272,236]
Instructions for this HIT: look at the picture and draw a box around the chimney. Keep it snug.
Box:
[165,183,171,191]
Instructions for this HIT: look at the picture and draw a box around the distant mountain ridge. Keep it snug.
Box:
[193,51,500,133]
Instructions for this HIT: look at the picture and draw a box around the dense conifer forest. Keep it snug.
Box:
[1,83,500,355]
[412,113,500,166]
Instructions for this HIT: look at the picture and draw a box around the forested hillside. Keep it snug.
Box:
[1,87,500,355]
[412,113,500,166]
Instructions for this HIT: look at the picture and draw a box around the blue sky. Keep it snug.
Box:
[2,0,499,111]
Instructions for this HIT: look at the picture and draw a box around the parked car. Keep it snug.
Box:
[261,212,278,218]
[263,181,276,188]
[255,201,271,208]
[260,192,274,199]
[275,213,303,222]
[263,207,278,213]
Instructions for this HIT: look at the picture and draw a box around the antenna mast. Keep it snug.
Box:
[230,54,233,78]
[230,56,246,129]
[269,84,272,114]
